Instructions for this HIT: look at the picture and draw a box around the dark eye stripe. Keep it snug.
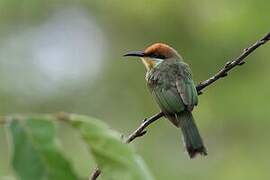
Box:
[150,53,166,59]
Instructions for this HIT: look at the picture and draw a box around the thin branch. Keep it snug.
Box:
[90,31,270,179]
[196,32,270,92]
[125,112,164,143]
[89,167,101,180]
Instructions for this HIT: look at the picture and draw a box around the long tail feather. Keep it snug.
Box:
[170,111,207,158]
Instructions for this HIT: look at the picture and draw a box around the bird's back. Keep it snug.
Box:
[146,60,198,115]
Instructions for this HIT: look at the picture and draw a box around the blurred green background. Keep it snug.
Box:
[0,0,270,179]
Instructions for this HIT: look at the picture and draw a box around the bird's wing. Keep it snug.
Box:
[151,84,186,113]
[146,66,186,114]
[175,62,198,109]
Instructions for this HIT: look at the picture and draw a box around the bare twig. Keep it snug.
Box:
[90,31,270,179]
[125,112,164,143]
[196,32,270,92]
[89,167,101,180]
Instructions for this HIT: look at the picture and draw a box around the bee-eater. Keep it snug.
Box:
[124,43,207,158]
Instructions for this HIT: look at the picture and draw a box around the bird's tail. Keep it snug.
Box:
[168,111,207,158]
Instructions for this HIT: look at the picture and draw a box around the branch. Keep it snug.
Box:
[90,31,270,179]
[89,167,101,180]
[125,111,164,143]
[196,32,270,92]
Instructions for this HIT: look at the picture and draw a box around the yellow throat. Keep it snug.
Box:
[141,57,157,71]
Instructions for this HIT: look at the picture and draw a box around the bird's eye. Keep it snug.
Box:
[150,53,166,59]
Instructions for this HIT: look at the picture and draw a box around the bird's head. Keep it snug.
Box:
[124,43,181,71]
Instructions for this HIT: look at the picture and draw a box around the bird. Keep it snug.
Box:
[124,43,207,158]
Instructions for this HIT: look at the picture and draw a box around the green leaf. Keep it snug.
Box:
[67,114,154,180]
[8,116,78,180]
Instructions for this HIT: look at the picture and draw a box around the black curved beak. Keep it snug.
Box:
[123,51,145,57]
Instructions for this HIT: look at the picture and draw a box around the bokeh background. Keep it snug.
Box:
[0,0,270,179]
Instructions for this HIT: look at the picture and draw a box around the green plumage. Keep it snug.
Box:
[146,58,207,158]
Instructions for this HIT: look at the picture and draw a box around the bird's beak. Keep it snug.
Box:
[123,51,145,57]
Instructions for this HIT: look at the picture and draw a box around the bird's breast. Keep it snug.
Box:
[146,65,175,91]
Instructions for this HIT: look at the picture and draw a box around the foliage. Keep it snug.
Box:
[9,117,77,180]
[3,114,153,180]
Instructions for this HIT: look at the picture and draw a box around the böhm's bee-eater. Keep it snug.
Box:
[124,43,207,158]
